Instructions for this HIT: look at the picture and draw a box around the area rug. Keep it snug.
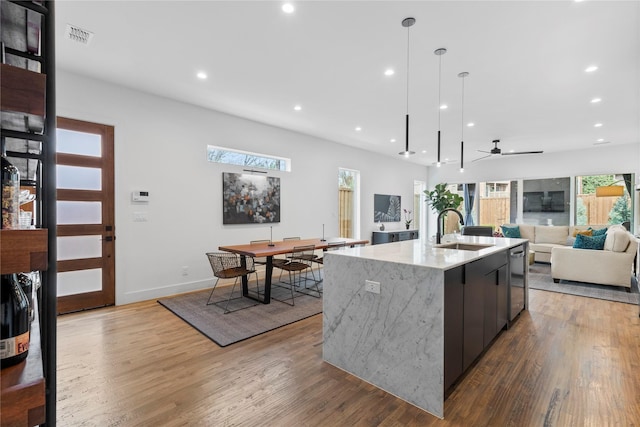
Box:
[528,263,639,305]
[158,285,322,347]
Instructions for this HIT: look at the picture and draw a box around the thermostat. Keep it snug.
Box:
[132,191,150,202]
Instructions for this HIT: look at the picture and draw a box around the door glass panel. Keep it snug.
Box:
[57,201,102,224]
[56,128,101,157]
[57,268,102,296]
[57,236,102,261]
[57,165,102,190]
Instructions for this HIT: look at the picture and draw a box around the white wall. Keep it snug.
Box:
[57,70,428,305]
[427,143,640,234]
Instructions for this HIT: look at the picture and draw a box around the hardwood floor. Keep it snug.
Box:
[57,289,640,426]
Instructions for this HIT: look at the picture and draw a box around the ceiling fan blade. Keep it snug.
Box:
[501,150,544,156]
[472,154,492,162]
[477,150,492,154]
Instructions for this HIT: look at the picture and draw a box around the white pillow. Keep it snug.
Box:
[604,229,631,252]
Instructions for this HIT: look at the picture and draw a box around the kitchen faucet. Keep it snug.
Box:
[436,209,465,244]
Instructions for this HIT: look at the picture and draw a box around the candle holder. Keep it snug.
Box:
[268,226,275,246]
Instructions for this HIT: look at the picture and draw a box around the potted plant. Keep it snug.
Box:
[424,183,463,213]
[403,209,412,229]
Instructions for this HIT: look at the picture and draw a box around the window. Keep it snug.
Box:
[338,168,360,238]
[523,177,570,225]
[478,181,511,229]
[207,145,290,172]
[575,173,634,229]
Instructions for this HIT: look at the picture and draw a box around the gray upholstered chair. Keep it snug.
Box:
[461,226,494,237]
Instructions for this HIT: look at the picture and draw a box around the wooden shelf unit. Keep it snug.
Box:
[0,229,48,274]
[0,64,47,116]
[1,1,56,425]
[0,230,48,425]
[0,309,46,426]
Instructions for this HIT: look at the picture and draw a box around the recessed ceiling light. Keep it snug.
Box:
[594,123,603,127]
[282,3,294,14]
[421,150,427,154]
[293,105,301,111]
[467,122,475,127]
[384,69,395,76]
[597,138,604,142]
[590,98,602,103]
[585,65,598,73]
[594,140,610,145]
[196,71,207,80]
[390,138,396,143]
[355,126,362,132]
[440,104,448,110]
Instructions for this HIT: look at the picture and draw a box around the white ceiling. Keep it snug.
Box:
[55,1,640,166]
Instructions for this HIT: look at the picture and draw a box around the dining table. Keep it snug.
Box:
[218,237,368,304]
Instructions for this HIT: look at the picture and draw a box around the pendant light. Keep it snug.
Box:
[434,48,447,167]
[399,17,416,157]
[458,72,469,173]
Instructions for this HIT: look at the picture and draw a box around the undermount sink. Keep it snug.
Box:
[435,242,494,251]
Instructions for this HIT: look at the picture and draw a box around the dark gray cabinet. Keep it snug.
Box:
[444,266,464,391]
[463,260,485,370]
[444,250,509,390]
[371,230,419,245]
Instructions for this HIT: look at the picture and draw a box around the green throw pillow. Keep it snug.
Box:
[588,227,607,236]
[501,225,521,238]
[573,233,606,250]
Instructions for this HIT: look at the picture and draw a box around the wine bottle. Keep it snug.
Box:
[2,155,20,229]
[1,274,31,368]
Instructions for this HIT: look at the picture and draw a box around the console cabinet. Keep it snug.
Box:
[371,229,419,245]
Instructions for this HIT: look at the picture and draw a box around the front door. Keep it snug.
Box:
[55,117,115,314]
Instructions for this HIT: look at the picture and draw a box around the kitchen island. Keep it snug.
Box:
[322,235,529,419]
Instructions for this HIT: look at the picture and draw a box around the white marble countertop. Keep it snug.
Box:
[330,235,529,270]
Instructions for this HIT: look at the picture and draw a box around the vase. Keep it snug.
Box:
[405,224,410,230]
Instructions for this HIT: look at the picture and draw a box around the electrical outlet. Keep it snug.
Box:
[365,280,380,294]
[181,266,189,276]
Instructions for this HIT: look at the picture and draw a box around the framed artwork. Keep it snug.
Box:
[222,172,281,224]
[374,194,401,222]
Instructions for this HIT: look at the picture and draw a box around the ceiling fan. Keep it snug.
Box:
[473,139,543,162]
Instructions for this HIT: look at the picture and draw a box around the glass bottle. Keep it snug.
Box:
[2,155,20,229]
[1,274,31,368]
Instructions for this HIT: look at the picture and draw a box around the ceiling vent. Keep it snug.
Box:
[65,24,94,45]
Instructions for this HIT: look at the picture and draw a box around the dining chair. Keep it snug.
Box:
[249,239,270,266]
[273,237,309,278]
[272,245,317,305]
[312,241,346,285]
[205,252,259,314]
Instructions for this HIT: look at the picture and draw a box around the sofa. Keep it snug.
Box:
[501,223,638,290]
[501,223,608,263]
[550,225,638,289]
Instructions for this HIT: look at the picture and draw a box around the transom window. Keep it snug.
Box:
[207,145,291,172]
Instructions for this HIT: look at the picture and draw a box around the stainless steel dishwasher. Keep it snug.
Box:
[508,244,527,323]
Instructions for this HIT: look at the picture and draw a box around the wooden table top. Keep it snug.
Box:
[219,237,368,257]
